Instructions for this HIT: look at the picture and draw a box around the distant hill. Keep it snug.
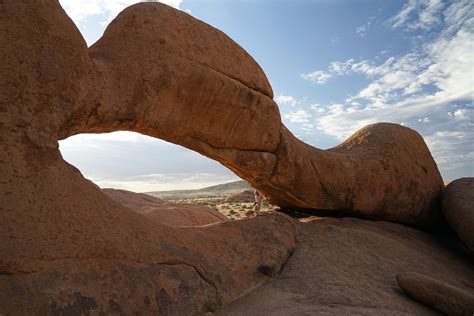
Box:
[145,180,253,200]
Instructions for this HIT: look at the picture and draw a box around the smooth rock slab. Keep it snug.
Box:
[103,188,228,226]
[217,218,474,315]
[397,272,474,316]
[442,178,474,252]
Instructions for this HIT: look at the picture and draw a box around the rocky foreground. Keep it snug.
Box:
[218,216,473,315]
[103,188,228,226]
[0,1,473,315]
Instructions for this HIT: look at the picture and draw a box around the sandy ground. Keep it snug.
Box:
[165,197,278,220]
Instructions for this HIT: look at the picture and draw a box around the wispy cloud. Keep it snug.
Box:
[356,16,375,37]
[283,109,312,124]
[89,172,238,192]
[330,36,340,44]
[275,94,298,106]
[424,130,474,180]
[300,70,332,85]
[301,0,473,180]
[59,132,238,191]
[387,0,445,30]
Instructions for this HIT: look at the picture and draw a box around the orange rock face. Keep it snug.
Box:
[73,3,443,226]
[0,0,447,313]
[217,218,474,315]
[397,272,474,316]
[0,3,295,314]
[1,1,443,226]
[103,188,228,226]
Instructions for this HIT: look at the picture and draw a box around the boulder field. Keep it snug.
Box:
[0,1,471,315]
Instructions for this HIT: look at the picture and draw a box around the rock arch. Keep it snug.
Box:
[0,1,447,313]
[2,1,443,226]
[1,1,444,226]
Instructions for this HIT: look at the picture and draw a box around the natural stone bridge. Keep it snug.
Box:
[0,1,449,314]
[2,1,443,227]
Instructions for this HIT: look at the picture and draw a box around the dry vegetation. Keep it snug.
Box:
[166,197,278,220]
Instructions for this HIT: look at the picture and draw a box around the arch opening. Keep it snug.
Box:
[59,131,269,221]
[59,131,242,192]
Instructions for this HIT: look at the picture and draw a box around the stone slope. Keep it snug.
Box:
[397,272,474,315]
[103,188,228,226]
[146,180,252,200]
[0,126,296,314]
[217,218,474,315]
[225,190,256,203]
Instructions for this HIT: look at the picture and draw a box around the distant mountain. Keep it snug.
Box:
[145,180,253,200]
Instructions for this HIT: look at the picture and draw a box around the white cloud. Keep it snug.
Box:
[302,55,412,87]
[59,0,183,23]
[453,108,471,120]
[310,104,326,113]
[301,123,314,130]
[356,25,367,37]
[59,131,239,191]
[418,117,431,123]
[275,94,298,106]
[301,71,332,85]
[329,59,355,75]
[283,109,312,123]
[90,172,238,192]
[307,0,473,180]
[387,0,445,30]
[356,16,375,37]
[425,130,474,179]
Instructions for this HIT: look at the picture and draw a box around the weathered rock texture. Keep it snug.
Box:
[0,1,444,226]
[103,188,228,226]
[442,178,474,252]
[0,0,448,313]
[397,272,474,316]
[217,218,474,315]
[81,5,444,227]
[0,3,296,314]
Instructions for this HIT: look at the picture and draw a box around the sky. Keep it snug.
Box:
[58,0,473,192]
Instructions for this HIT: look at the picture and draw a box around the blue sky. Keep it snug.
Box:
[59,0,473,191]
